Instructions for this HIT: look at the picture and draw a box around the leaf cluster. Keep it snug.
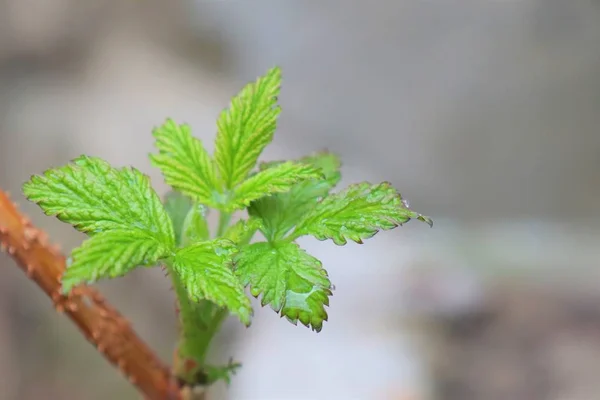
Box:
[23,66,431,382]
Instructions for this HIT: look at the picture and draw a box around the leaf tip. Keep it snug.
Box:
[417,214,433,227]
[237,303,254,327]
[268,65,283,78]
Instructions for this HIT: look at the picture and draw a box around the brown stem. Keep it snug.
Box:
[0,190,182,400]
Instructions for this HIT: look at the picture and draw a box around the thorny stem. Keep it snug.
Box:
[0,189,182,400]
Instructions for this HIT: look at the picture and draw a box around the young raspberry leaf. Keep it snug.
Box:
[150,119,221,207]
[249,152,342,241]
[214,67,282,189]
[181,204,210,246]
[163,191,210,247]
[260,151,342,189]
[163,191,193,246]
[204,361,242,385]
[226,161,323,211]
[63,230,169,293]
[222,218,261,246]
[291,182,432,245]
[234,241,332,332]
[23,156,176,291]
[23,156,174,246]
[172,239,252,325]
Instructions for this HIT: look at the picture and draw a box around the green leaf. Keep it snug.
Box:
[222,218,261,245]
[234,241,332,332]
[23,156,175,291]
[291,182,432,245]
[162,191,210,249]
[204,361,241,385]
[249,152,342,241]
[172,239,252,325]
[23,156,174,246]
[150,119,221,207]
[163,191,193,246]
[181,204,210,246]
[214,67,282,188]
[63,230,169,292]
[260,151,342,188]
[227,161,322,211]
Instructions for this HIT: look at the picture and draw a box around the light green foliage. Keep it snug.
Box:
[163,191,193,245]
[260,151,342,188]
[63,230,169,292]
[292,181,432,245]
[181,204,210,246]
[22,66,431,387]
[214,67,282,188]
[204,361,242,385]
[23,156,174,245]
[222,218,262,245]
[172,239,252,325]
[249,152,342,241]
[171,272,228,383]
[151,119,221,207]
[162,188,210,248]
[227,161,323,211]
[235,241,332,332]
[165,197,233,382]
[23,156,175,291]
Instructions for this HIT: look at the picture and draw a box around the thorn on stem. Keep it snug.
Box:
[49,244,62,256]
[23,227,37,241]
[51,291,62,304]
[35,231,48,246]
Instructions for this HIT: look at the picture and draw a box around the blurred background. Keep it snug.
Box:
[1,0,600,399]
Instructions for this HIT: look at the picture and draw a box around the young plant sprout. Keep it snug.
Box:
[8,66,431,397]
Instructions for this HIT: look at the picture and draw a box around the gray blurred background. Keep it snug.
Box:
[1,1,600,399]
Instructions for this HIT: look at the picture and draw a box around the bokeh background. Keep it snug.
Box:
[2,1,600,399]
